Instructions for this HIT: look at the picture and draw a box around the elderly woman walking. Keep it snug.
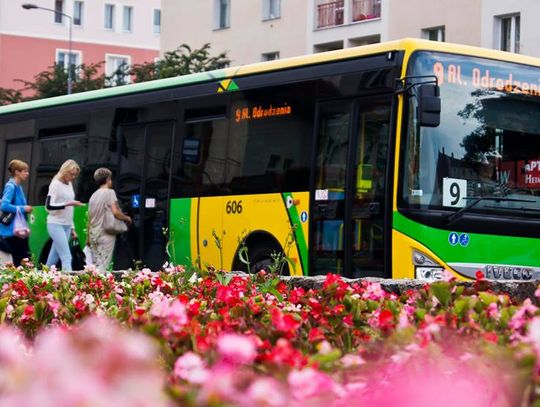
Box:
[45,159,83,271]
[88,168,131,271]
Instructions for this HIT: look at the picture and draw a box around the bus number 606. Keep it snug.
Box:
[226,200,243,214]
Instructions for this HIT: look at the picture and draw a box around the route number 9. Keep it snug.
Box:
[443,177,467,208]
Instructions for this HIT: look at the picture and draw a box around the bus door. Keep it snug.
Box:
[311,98,391,278]
[116,121,175,270]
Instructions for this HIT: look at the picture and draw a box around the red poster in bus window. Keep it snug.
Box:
[519,159,540,188]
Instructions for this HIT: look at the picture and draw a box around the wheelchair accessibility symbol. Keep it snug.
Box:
[131,194,140,208]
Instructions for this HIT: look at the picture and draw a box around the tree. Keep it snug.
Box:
[129,43,230,83]
[0,88,23,106]
[0,43,229,105]
[18,62,106,100]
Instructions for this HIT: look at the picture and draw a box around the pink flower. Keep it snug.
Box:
[150,296,170,318]
[166,299,188,329]
[217,333,257,365]
[244,377,287,407]
[174,352,209,384]
[287,367,335,401]
[362,282,386,301]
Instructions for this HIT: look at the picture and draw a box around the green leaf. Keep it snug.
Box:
[454,298,469,318]
[430,281,451,306]
[478,291,498,305]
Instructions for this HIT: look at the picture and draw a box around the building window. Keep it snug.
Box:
[54,0,64,23]
[56,49,82,78]
[123,6,133,32]
[215,0,230,29]
[106,54,131,86]
[261,51,280,61]
[73,1,84,26]
[263,0,281,20]
[153,9,161,34]
[499,14,520,53]
[104,4,115,30]
[423,26,445,42]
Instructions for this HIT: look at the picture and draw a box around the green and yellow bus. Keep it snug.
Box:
[1,38,539,280]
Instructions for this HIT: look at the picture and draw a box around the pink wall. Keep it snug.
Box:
[0,34,158,91]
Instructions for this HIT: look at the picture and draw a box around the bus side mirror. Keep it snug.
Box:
[417,84,441,127]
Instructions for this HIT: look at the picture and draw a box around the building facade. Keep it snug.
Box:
[0,0,160,91]
[308,0,388,52]
[161,0,540,69]
[161,0,307,66]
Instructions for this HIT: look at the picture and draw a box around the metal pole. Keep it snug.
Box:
[67,14,73,95]
[22,4,73,95]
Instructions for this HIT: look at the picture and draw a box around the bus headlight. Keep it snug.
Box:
[415,266,445,281]
[413,250,445,281]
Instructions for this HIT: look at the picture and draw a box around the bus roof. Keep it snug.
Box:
[2,38,540,116]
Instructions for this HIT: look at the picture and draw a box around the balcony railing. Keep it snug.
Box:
[315,0,381,29]
[316,0,344,29]
[352,0,381,22]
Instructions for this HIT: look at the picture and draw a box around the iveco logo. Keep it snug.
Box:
[485,265,533,280]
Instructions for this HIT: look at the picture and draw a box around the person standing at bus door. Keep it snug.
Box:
[0,160,33,266]
[45,159,83,271]
[88,168,131,271]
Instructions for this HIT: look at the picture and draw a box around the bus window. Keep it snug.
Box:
[228,84,314,194]
[34,132,87,204]
[179,118,228,197]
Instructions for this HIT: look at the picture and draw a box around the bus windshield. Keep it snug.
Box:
[402,51,540,217]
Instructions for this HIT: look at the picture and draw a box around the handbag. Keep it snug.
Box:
[0,184,16,226]
[70,239,86,271]
[103,209,128,235]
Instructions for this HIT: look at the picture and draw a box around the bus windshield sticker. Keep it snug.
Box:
[411,189,423,196]
[442,177,467,208]
[315,189,328,201]
[145,198,156,209]
[182,139,200,164]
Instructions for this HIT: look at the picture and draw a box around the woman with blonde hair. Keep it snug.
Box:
[45,159,83,271]
[88,168,131,271]
[0,160,33,266]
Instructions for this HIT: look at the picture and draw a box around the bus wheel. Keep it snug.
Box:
[233,243,290,275]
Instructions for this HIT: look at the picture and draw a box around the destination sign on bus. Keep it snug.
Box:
[235,103,292,123]
[432,61,540,96]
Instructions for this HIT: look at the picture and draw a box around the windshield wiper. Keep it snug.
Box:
[446,196,535,226]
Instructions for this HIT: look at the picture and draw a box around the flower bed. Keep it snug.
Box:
[0,264,539,406]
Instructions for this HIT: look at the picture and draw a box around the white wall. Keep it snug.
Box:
[481,0,540,58]
[387,0,481,45]
[161,0,307,66]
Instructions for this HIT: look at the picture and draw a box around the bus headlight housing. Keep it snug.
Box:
[413,250,445,281]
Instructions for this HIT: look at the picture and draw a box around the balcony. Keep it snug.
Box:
[315,0,381,29]
[352,0,381,22]
[316,0,344,29]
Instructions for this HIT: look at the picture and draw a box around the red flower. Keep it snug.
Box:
[308,327,325,343]
[271,308,301,335]
[23,304,34,316]
[475,270,485,281]
[134,307,146,317]
[378,309,394,330]
[343,314,354,327]
[483,331,498,344]
[288,287,305,304]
